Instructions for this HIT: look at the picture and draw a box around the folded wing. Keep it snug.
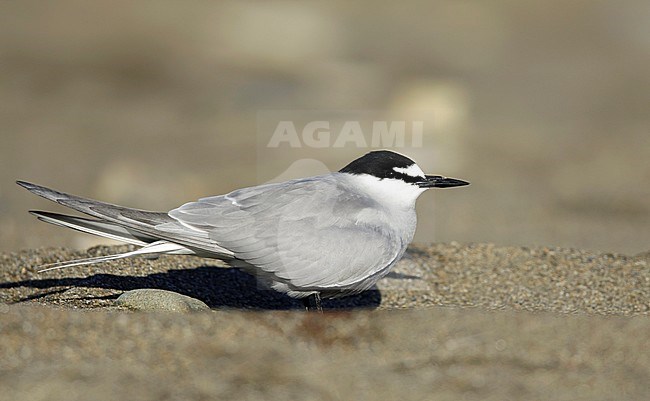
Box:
[169,176,404,290]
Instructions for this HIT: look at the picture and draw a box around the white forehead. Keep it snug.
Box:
[393,164,425,178]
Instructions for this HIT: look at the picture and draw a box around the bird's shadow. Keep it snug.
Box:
[0,266,382,310]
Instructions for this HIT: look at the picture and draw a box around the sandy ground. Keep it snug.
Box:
[0,243,648,400]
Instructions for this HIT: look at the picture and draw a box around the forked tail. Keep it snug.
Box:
[16,180,227,271]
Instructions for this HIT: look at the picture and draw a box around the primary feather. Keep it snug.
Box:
[17,180,234,259]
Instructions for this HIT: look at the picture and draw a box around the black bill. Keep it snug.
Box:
[417,175,470,188]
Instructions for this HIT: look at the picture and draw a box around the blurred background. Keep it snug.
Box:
[1,0,648,254]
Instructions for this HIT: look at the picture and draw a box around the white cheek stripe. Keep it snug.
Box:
[393,164,425,178]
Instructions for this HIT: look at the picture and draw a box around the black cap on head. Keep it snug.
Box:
[339,150,470,188]
[339,150,420,182]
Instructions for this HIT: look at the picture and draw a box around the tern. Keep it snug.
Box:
[17,150,469,311]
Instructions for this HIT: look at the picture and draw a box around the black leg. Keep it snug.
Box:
[302,293,323,313]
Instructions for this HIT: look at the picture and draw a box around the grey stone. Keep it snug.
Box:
[116,289,210,312]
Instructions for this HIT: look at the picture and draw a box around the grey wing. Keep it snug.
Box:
[169,176,405,290]
[17,181,234,258]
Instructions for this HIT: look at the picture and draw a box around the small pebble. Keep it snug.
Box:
[116,289,210,312]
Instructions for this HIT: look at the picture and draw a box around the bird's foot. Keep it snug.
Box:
[302,293,323,313]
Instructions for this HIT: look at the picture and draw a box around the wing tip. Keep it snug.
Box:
[28,210,59,219]
[16,180,35,189]
[16,180,67,204]
[16,180,51,196]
